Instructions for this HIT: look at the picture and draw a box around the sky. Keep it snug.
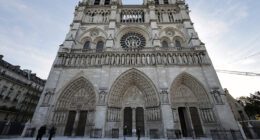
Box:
[0,0,259,98]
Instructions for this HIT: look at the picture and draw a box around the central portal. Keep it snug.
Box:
[123,107,145,137]
[107,69,161,138]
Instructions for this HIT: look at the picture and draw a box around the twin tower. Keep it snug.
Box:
[27,0,242,139]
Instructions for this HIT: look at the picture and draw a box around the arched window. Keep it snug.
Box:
[162,41,169,48]
[96,41,104,52]
[175,40,182,47]
[83,41,90,50]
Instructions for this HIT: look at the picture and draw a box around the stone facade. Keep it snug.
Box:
[29,0,241,139]
[225,89,249,122]
[0,55,45,135]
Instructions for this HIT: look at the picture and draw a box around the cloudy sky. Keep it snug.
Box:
[0,0,259,98]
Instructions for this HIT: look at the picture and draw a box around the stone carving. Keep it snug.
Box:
[211,88,223,105]
[87,111,95,125]
[84,9,110,23]
[155,8,181,23]
[107,107,121,122]
[98,91,107,105]
[90,30,99,37]
[160,90,169,104]
[53,77,96,126]
[166,31,175,37]
[55,51,209,68]
[171,73,210,105]
[146,107,161,121]
[42,89,55,106]
[172,109,179,122]
[108,69,159,108]
[200,108,216,123]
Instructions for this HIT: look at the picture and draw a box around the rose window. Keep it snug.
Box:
[120,32,146,49]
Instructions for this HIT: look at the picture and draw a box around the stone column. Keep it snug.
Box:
[186,107,194,137]
[132,108,136,136]
[72,110,80,136]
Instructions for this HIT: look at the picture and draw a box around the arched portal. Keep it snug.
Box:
[106,69,162,137]
[170,73,212,138]
[52,77,96,137]
[108,69,159,108]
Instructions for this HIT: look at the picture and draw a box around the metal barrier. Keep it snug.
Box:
[90,129,102,138]
[167,129,181,139]
[211,129,243,140]
[150,129,159,139]
[112,129,119,138]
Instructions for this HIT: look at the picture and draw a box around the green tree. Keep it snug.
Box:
[239,91,260,119]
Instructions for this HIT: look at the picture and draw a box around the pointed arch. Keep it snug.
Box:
[54,77,97,111]
[108,68,160,108]
[170,72,210,105]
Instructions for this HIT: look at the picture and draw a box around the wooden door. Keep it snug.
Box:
[189,107,204,137]
[136,107,145,136]
[64,111,76,136]
[124,107,132,136]
[76,111,88,136]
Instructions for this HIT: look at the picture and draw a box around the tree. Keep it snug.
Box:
[238,91,260,119]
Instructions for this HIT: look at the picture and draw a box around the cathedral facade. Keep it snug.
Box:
[30,0,241,139]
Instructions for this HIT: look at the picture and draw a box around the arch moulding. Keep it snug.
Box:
[107,68,160,108]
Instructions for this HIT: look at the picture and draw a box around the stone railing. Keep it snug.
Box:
[54,47,210,68]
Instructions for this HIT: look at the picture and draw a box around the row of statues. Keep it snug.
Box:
[107,108,121,122]
[200,109,216,123]
[55,52,209,67]
[146,108,161,121]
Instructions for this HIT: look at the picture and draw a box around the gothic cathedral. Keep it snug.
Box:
[30,0,241,139]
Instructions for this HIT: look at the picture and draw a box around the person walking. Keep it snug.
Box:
[123,125,127,140]
[48,126,56,140]
[136,128,141,140]
[36,125,46,140]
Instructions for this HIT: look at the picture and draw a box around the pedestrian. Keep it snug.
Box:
[136,128,141,140]
[48,126,56,140]
[124,125,127,140]
[36,125,47,140]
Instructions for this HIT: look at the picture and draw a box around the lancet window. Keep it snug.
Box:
[164,0,169,4]
[94,0,100,5]
[84,10,110,23]
[83,41,90,50]
[121,9,144,23]
[104,0,110,5]
[175,40,182,47]
[162,41,169,48]
[156,9,180,23]
[96,41,104,52]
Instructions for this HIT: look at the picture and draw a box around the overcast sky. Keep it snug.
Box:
[0,0,259,98]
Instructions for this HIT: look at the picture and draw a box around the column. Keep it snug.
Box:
[72,110,80,136]
[186,107,194,137]
[132,108,136,136]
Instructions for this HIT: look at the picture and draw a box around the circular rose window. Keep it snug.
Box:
[120,32,146,49]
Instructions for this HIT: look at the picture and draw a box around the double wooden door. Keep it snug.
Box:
[64,111,88,136]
